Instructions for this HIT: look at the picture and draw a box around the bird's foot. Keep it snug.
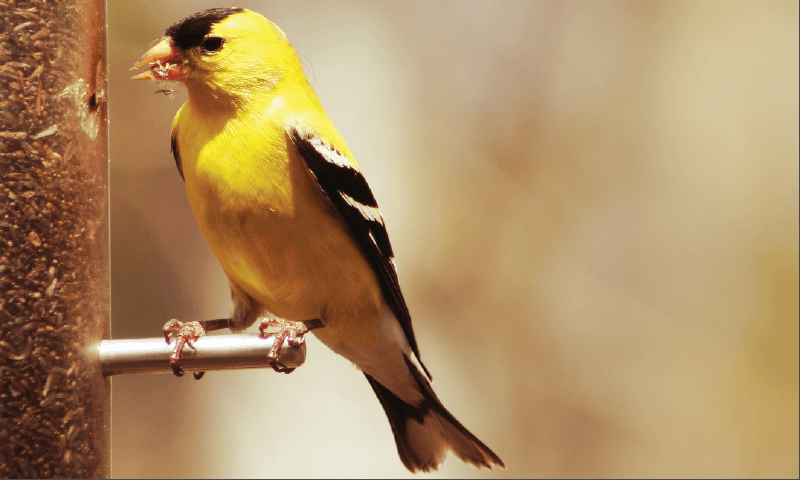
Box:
[258,318,313,374]
[163,319,206,379]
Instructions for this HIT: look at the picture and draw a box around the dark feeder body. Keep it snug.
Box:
[0,0,110,478]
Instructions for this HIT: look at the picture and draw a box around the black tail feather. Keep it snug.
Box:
[365,356,504,472]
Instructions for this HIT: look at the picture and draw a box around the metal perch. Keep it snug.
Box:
[97,334,306,376]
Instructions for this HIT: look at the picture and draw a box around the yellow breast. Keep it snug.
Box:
[173,98,381,325]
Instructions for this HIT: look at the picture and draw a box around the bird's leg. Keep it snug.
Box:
[258,318,324,374]
[163,318,232,379]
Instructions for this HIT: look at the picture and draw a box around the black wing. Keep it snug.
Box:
[171,134,184,181]
[289,127,427,370]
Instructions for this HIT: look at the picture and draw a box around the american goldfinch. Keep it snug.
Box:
[132,7,504,472]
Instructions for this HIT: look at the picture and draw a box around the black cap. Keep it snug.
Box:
[165,7,244,50]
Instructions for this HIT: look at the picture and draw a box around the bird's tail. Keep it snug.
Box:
[364,356,505,473]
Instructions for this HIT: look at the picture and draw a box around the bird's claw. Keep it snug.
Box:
[259,318,309,374]
[162,319,207,378]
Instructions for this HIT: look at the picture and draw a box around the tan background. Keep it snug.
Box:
[108,1,799,477]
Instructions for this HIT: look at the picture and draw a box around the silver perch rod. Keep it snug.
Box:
[97,334,306,376]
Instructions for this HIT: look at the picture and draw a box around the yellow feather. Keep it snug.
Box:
[171,9,378,346]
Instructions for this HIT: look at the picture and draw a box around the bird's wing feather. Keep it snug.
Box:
[170,110,185,181]
[289,127,426,367]
[171,133,184,181]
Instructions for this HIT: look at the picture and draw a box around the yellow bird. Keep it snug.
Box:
[133,7,504,472]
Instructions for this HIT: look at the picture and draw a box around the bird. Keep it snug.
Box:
[132,7,504,473]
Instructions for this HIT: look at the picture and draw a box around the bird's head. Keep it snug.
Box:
[132,7,302,108]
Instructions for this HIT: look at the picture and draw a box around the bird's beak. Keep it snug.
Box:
[131,37,187,81]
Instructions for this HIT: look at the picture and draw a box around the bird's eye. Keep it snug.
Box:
[201,36,224,53]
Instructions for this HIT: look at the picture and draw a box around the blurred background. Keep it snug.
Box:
[108,1,798,478]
